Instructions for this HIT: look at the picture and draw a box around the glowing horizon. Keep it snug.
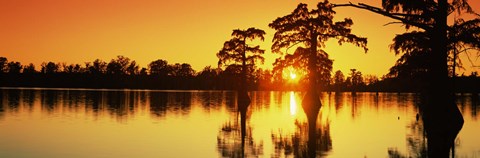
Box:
[1,0,479,76]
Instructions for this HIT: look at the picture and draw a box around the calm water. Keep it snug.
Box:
[0,88,479,157]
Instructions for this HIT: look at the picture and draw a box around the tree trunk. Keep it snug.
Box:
[303,32,322,115]
[241,39,248,92]
[423,1,464,157]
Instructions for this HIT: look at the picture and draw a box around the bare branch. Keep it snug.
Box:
[383,21,404,26]
[333,3,432,31]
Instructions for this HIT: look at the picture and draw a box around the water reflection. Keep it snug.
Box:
[217,92,264,157]
[388,92,470,158]
[271,110,332,157]
[0,88,479,157]
[0,89,241,121]
[388,113,428,158]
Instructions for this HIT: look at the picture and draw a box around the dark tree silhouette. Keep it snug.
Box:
[23,63,36,74]
[7,61,22,74]
[252,68,274,90]
[363,75,379,86]
[334,1,478,156]
[332,70,345,91]
[41,62,60,74]
[348,69,363,93]
[386,31,431,79]
[271,98,332,157]
[175,63,195,77]
[387,19,480,79]
[86,59,107,74]
[269,0,367,116]
[0,57,7,73]
[126,60,139,75]
[270,2,367,156]
[217,27,266,92]
[334,0,477,92]
[272,47,332,87]
[197,66,220,89]
[63,64,84,74]
[106,55,132,75]
[197,66,218,79]
[148,59,169,76]
[139,68,148,75]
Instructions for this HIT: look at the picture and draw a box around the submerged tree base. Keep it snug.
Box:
[421,93,464,157]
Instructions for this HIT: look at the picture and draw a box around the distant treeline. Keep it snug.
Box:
[0,56,479,92]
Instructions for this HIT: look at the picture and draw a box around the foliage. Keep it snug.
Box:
[169,63,195,77]
[348,69,363,87]
[387,19,480,78]
[217,27,266,90]
[217,28,266,75]
[148,59,169,76]
[0,57,7,73]
[332,70,345,85]
[7,62,22,74]
[106,55,137,75]
[23,63,36,74]
[41,62,60,74]
[269,0,367,87]
[335,0,480,100]
[86,59,107,75]
[273,47,332,84]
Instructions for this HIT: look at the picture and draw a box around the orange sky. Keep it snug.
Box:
[1,0,479,76]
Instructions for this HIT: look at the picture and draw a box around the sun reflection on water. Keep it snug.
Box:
[289,91,297,116]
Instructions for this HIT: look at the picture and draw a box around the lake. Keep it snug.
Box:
[0,88,479,157]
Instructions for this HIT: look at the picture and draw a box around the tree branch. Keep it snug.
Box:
[333,2,433,31]
[383,21,404,26]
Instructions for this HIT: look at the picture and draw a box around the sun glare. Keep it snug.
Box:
[284,67,301,82]
[289,91,297,116]
[289,72,297,80]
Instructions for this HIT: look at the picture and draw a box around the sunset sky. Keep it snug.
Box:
[1,0,479,76]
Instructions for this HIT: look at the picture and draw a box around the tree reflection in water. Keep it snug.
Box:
[217,92,263,157]
[272,91,332,158]
[388,93,464,158]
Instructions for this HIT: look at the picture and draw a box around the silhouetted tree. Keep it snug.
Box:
[273,47,332,87]
[334,1,476,156]
[86,59,107,74]
[176,63,195,77]
[197,66,219,89]
[386,31,430,79]
[0,57,8,73]
[332,70,345,91]
[148,59,169,76]
[106,56,133,75]
[335,0,477,94]
[126,60,139,75]
[41,62,60,74]
[364,75,379,86]
[333,70,345,85]
[22,63,36,74]
[166,63,194,77]
[269,0,367,111]
[7,61,22,74]
[198,66,218,78]
[448,19,480,77]
[217,27,266,91]
[253,68,273,90]
[387,19,480,79]
[139,68,148,75]
[63,64,84,74]
[349,69,363,86]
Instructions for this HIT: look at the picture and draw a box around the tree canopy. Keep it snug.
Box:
[217,27,266,90]
[269,0,367,89]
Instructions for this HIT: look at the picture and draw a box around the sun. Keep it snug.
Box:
[289,72,297,80]
[284,67,301,82]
